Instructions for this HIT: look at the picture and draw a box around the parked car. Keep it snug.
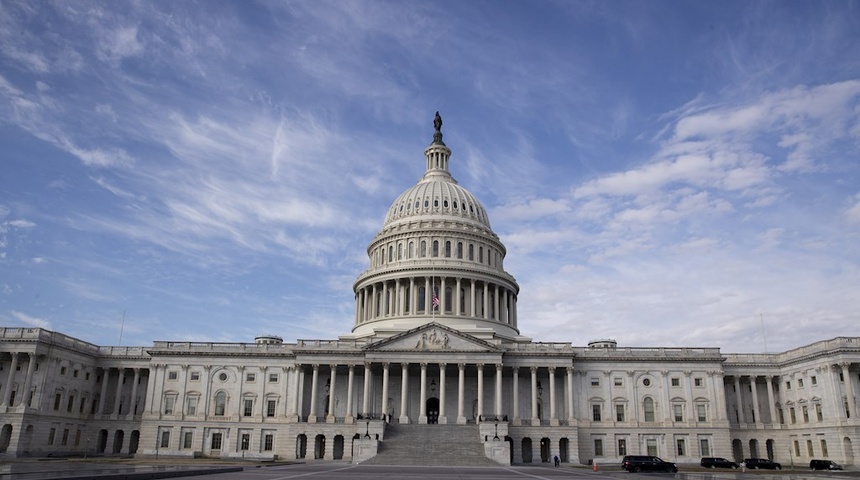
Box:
[701,457,739,469]
[622,455,678,473]
[743,458,782,470]
[810,459,842,470]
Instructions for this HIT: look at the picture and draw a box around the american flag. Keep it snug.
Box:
[432,289,440,309]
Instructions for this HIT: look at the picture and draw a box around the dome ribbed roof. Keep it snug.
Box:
[382,175,491,230]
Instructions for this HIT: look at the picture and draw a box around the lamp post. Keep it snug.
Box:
[364,420,370,439]
[493,420,500,441]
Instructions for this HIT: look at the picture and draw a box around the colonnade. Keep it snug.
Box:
[0,352,38,409]
[354,276,517,326]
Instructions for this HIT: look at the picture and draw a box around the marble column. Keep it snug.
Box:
[842,363,856,418]
[308,364,319,423]
[439,363,447,424]
[346,365,355,422]
[419,363,428,424]
[750,375,761,425]
[128,368,140,418]
[99,368,111,415]
[362,363,372,416]
[549,367,558,425]
[495,364,503,416]
[477,364,484,421]
[733,376,744,424]
[326,365,337,423]
[766,375,777,425]
[512,367,520,424]
[19,353,37,409]
[457,363,466,424]
[381,363,390,422]
[566,367,575,423]
[1,352,19,406]
[400,363,410,423]
[530,367,539,423]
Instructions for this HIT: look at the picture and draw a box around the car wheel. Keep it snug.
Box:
[710,466,716,469]
[670,467,678,473]
[732,466,738,469]
[775,466,781,470]
[634,467,642,473]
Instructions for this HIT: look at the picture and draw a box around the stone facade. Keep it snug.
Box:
[1,117,858,465]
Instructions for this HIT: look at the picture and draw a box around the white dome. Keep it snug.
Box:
[383,174,491,230]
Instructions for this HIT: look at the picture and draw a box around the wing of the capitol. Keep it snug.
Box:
[1,114,858,467]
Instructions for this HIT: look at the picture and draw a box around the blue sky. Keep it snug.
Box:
[1,1,859,353]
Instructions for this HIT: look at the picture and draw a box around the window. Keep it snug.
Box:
[676,438,685,456]
[183,431,193,449]
[269,373,279,383]
[190,372,200,381]
[697,404,707,422]
[244,399,254,416]
[794,440,801,456]
[786,381,792,390]
[246,373,256,382]
[168,371,178,381]
[53,393,62,411]
[186,397,198,415]
[468,244,474,261]
[432,241,439,257]
[164,396,175,415]
[74,429,81,446]
[674,404,684,422]
[643,398,655,422]
[594,438,603,456]
[790,407,796,424]
[804,439,813,456]
[73,369,79,378]
[592,404,601,421]
[617,438,627,456]
[671,377,680,387]
[60,366,67,375]
[67,395,75,412]
[700,438,710,456]
[646,438,657,456]
[160,430,170,448]
[643,378,651,386]
[694,378,703,387]
[214,392,227,416]
[816,404,823,421]
[267,399,276,417]
[264,433,274,451]
[821,439,828,457]
[48,428,56,445]
[445,241,451,258]
[615,404,625,422]
[241,433,251,451]
[211,432,222,450]
[61,429,69,446]
[613,377,623,387]
[811,375,817,385]
[798,378,804,388]
[802,405,809,422]
[590,377,600,387]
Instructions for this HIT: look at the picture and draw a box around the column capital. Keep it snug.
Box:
[548,366,555,373]
[420,363,428,369]
[530,366,538,373]
[496,364,503,372]
[567,366,574,374]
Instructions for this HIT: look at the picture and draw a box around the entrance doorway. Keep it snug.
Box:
[427,397,439,424]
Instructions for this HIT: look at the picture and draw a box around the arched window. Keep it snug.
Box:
[479,246,484,263]
[397,243,403,260]
[445,286,453,312]
[468,244,474,261]
[420,241,427,257]
[459,287,466,314]
[643,397,655,422]
[418,287,426,312]
[445,241,451,258]
[388,246,393,263]
[408,242,414,259]
[214,391,227,416]
[457,242,463,259]
[432,241,439,257]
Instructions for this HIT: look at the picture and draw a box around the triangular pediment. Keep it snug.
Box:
[365,322,501,353]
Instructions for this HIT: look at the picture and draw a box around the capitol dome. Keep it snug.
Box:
[350,113,520,340]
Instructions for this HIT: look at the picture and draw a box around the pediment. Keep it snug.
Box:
[365,322,501,353]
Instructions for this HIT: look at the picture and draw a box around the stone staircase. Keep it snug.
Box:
[360,423,497,466]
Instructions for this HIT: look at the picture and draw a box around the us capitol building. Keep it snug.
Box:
[1,115,858,466]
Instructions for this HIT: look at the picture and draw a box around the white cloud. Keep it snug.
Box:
[7,219,35,228]
[846,193,860,224]
[9,310,51,329]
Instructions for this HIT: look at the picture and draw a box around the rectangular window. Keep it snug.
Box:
[676,438,685,456]
[646,438,657,456]
[794,440,801,457]
[671,377,680,387]
[615,404,625,422]
[60,366,67,375]
[674,404,683,422]
[190,372,200,381]
[644,400,655,422]
[594,438,603,456]
[821,439,828,457]
[592,404,601,421]
[187,397,198,416]
[241,433,251,451]
[183,431,193,449]
[617,438,627,456]
[160,430,170,448]
[697,404,707,422]
[74,429,81,446]
[806,439,814,456]
[267,399,276,417]
[264,433,274,451]
[590,377,600,387]
[246,373,256,382]
[614,377,623,387]
[48,428,56,445]
[73,369,79,378]
[790,407,797,424]
[211,432,222,450]
[53,393,62,411]
[700,438,710,456]
[167,371,178,381]
[269,373,279,383]
[694,378,703,387]
[816,404,823,421]
[164,396,175,415]
[811,375,817,385]
[799,378,804,388]
[786,380,792,389]
[244,399,254,417]
[61,429,69,446]
[67,395,75,412]
[803,405,809,423]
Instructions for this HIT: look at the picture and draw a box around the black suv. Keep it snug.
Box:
[622,455,678,473]
[743,458,782,470]
[701,457,739,469]
[810,459,842,470]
